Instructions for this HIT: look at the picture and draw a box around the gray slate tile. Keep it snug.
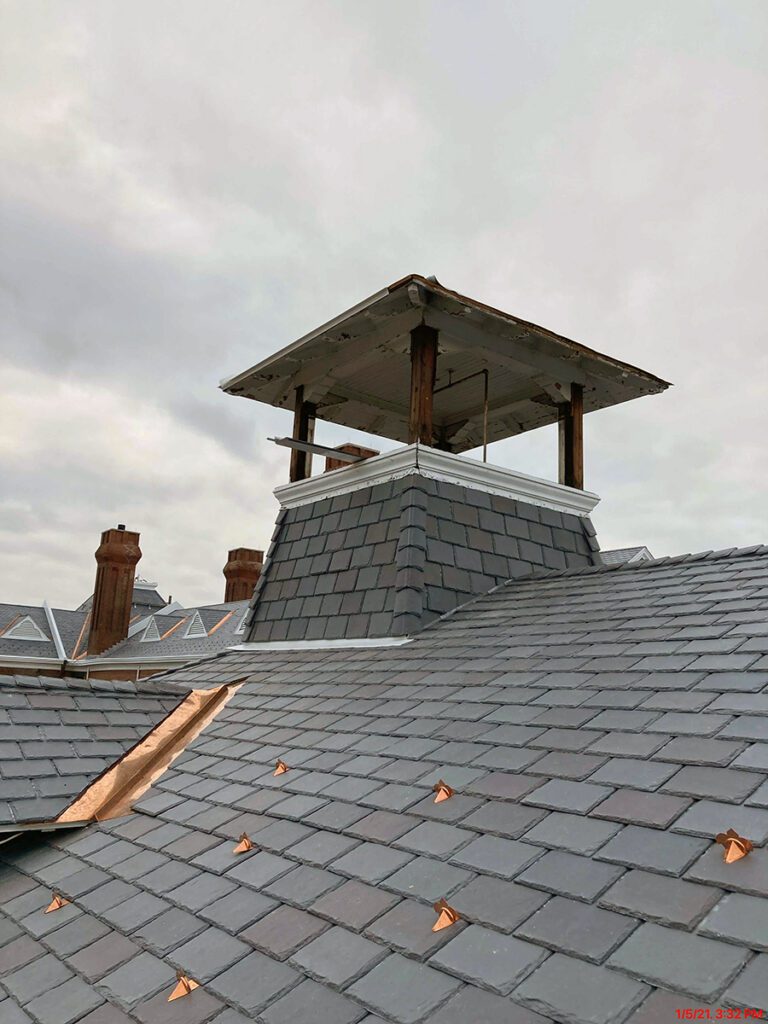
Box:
[723,954,768,1011]
[522,812,621,855]
[24,977,104,1024]
[514,952,648,1024]
[591,789,690,829]
[310,878,400,930]
[608,921,749,1000]
[423,985,550,1024]
[595,825,708,876]
[429,924,546,994]
[599,869,721,928]
[348,953,461,1024]
[451,836,542,879]
[699,892,768,952]
[671,799,768,842]
[207,951,300,1015]
[261,978,365,1024]
[686,846,768,897]
[452,876,549,932]
[168,926,250,982]
[290,925,386,987]
[517,895,639,963]
[383,855,473,902]
[241,905,328,959]
[99,951,173,1007]
[517,850,625,902]
[365,898,465,959]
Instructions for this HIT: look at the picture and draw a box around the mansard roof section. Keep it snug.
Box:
[221,273,670,452]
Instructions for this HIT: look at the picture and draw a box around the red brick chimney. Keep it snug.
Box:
[324,443,380,473]
[87,525,142,655]
[223,548,263,602]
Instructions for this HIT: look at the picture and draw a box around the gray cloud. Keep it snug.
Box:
[1,0,766,608]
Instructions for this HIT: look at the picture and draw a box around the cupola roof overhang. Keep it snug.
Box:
[220,274,670,453]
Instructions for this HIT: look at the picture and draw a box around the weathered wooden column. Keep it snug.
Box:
[558,383,584,489]
[289,385,316,482]
[408,324,438,446]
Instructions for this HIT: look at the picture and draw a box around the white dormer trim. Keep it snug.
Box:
[184,611,208,639]
[274,443,600,517]
[140,617,161,642]
[2,615,50,642]
[235,609,249,635]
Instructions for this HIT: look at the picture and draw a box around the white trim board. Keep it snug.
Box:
[274,443,599,517]
[229,637,412,652]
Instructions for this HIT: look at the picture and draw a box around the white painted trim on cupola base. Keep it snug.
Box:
[274,443,600,517]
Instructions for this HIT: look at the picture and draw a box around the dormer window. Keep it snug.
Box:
[140,617,161,642]
[183,611,207,639]
[1,615,49,642]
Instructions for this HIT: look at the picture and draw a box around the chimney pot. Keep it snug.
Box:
[87,527,142,655]
[324,443,380,473]
[223,547,263,602]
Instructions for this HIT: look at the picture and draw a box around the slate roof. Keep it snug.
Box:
[0,675,184,827]
[247,475,599,642]
[0,599,250,670]
[1,546,768,1022]
[0,604,60,659]
[105,601,249,660]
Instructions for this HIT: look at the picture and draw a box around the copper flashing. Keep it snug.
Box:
[56,680,243,823]
[274,759,289,776]
[168,972,200,1001]
[233,833,254,854]
[715,828,753,863]
[0,613,21,638]
[70,610,91,660]
[433,780,454,804]
[159,616,188,641]
[432,898,459,931]
[44,893,70,913]
[208,610,234,636]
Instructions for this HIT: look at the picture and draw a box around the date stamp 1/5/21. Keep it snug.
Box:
[675,1011,765,1020]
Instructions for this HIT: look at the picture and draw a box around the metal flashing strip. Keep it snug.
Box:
[229,636,413,652]
[43,601,67,660]
[274,443,600,516]
[56,681,243,822]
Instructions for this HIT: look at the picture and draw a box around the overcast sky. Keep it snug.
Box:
[1,0,766,609]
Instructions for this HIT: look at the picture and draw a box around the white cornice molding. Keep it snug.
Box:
[274,443,599,517]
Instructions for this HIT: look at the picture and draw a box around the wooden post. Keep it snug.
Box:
[289,386,316,482]
[558,383,584,489]
[408,324,438,445]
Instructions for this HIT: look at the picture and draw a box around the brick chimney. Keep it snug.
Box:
[87,525,142,655]
[324,443,380,473]
[223,548,263,602]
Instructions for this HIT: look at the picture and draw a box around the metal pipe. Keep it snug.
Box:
[433,368,490,461]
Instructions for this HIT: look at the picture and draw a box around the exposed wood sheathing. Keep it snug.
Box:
[56,681,242,822]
